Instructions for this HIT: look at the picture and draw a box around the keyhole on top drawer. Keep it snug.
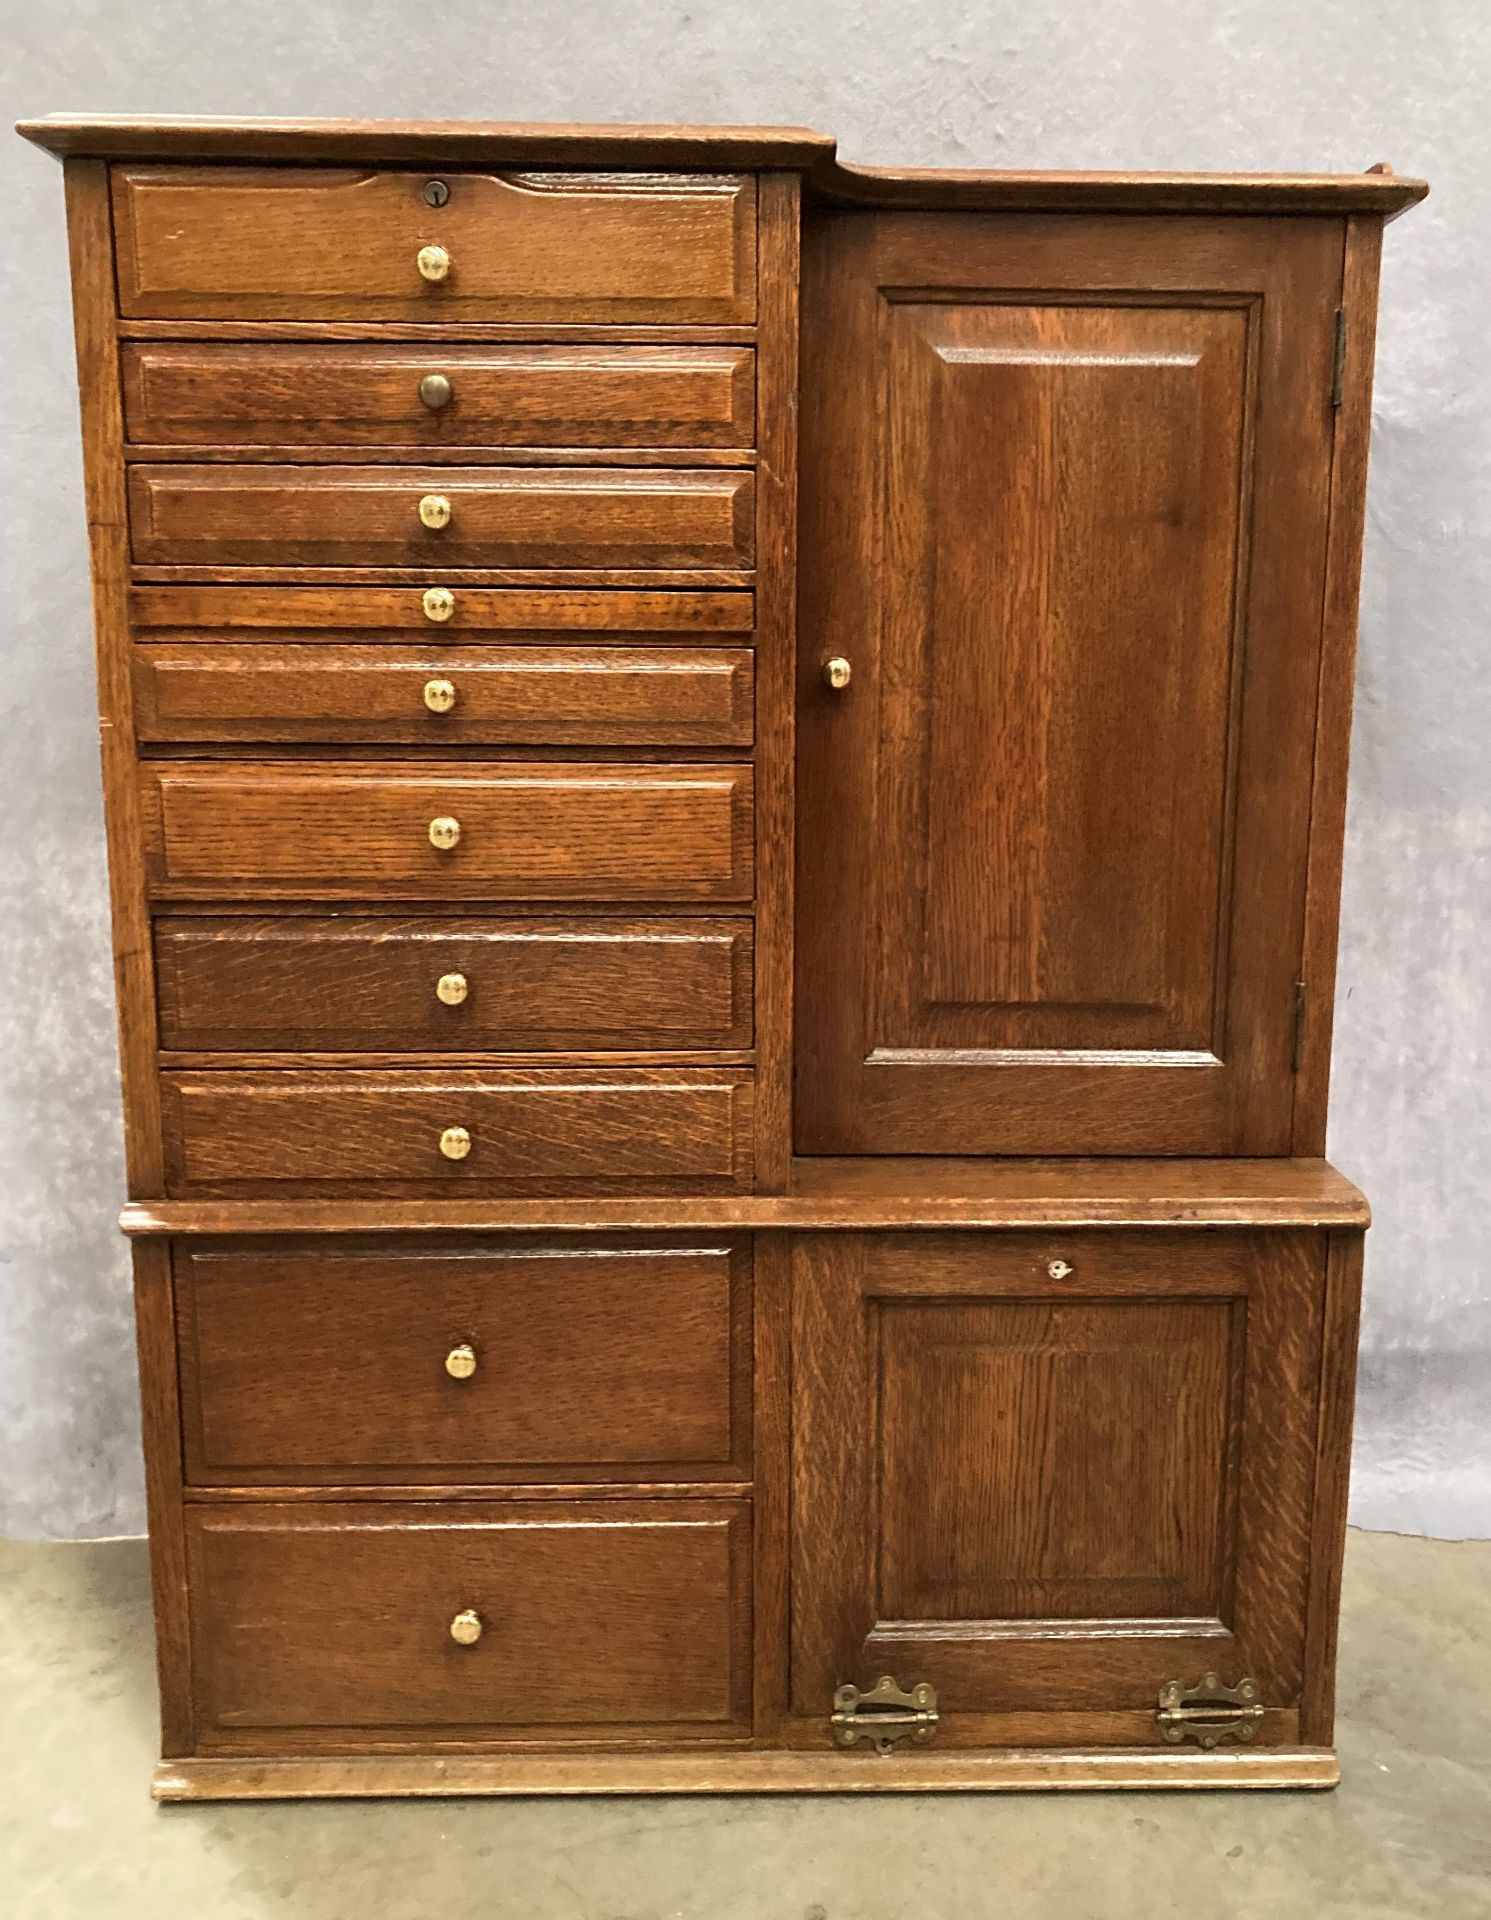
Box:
[423,179,450,207]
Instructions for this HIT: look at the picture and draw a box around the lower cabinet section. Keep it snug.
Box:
[788,1230,1337,1752]
[185,1500,754,1748]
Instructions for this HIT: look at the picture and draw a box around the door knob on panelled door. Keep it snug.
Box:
[822,656,853,691]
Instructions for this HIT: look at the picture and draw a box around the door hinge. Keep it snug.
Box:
[1290,979,1308,1074]
[831,1676,939,1754]
[1157,1673,1265,1749]
[1331,307,1348,408]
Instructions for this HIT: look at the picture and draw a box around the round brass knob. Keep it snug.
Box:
[449,1609,482,1645]
[419,493,453,530]
[439,1125,472,1161]
[423,677,457,714]
[445,1342,477,1380]
[417,244,451,283]
[422,586,455,623]
[823,656,853,691]
[1047,1259,1074,1281]
[418,372,454,411]
[436,971,469,1007]
[428,815,461,851]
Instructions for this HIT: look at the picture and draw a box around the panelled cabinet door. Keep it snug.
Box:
[796,212,1343,1154]
[790,1232,1327,1750]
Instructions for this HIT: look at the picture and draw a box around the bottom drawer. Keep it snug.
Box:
[186,1501,752,1747]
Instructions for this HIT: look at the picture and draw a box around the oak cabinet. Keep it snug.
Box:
[21,110,1422,1799]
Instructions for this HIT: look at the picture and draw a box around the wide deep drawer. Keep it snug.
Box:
[160,1068,755,1194]
[130,583,755,641]
[121,343,756,449]
[128,465,755,570]
[133,643,755,746]
[140,761,754,901]
[176,1238,750,1482]
[113,166,757,324]
[154,915,754,1052]
[185,1501,752,1742]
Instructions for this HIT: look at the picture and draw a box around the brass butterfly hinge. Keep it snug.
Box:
[831,1676,939,1754]
[1157,1673,1265,1749]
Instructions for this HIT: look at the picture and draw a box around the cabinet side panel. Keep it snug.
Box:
[133,1238,193,1754]
[64,157,164,1190]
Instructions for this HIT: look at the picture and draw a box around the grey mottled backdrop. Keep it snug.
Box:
[2,0,1486,1539]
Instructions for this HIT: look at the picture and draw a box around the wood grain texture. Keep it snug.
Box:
[160,1067,755,1196]
[130,583,754,637]
[1293,218,1384,1152]
[120,1156,1371,1236]
[176,1238,750,1483]
[796,209,1341,1156]
[61,159,166,1190]
[127,464,756,571]
[154,914,753,1053]
[139,760,754,902]
[150,1745,1341,1798]
[184,1499,752,1743]
[133,643,754,747]
[791,1229,1329,1735]
[120,342,755,450]
[111,165,757,324]
[130,1238,194,1755]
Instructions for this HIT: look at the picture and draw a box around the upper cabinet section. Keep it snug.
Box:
[109,166,758,324]
[796,210,1346,1156]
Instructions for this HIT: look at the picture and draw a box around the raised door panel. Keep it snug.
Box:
[790,1231,1326,1748]
[796,213,1342,1154]
[112,167,757,324]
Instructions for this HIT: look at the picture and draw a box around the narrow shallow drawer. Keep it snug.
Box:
[113,166,757,325]
[176,1238,750,1483]
[155,915,754,1052]
[185,1501,752,1744]
[131,583,755,641]
[133,644,754,746]
[140,761,754,902]
[128,465,755,570]
[121,343,756,450]
[161,1068,754,1195]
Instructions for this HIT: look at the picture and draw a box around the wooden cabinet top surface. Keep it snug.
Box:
[17,115,1428,217]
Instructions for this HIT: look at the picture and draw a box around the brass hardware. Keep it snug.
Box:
[436,971,469,1007]
[823,656,853,691]
[1047,1259,1074,1280]
[439,1125,472,1161]
[1331,307,1348,409]
[417,243,451,283]
[423,677,457,714]
[449,1609,483,1645]
[419,493,453,530]
[831,1676,939,1755]
[422,179,450,208]
[1157,1674,1264,1749]
[422,586,455,623]
[418,372,454,411]
[444,1342,477,1380]
[428,815,462,851]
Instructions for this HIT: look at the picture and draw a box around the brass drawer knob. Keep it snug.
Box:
[419,493,453,530]
[436,971,469,1006]
[422,586,455,623]
[823,656,853,691]
[439,1125,472,1161]
[418,372,454,411]
[417,243,451,283]
[428,815,461,851]
[445,1342,477,1380]
[423,677,457,714]
[449,1609,482,1645]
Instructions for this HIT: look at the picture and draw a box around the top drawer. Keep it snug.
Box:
[111,167,757,325]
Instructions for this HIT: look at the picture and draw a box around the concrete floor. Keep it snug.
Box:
[1,1530,1487,1919]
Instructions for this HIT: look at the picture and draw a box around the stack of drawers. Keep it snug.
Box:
[111,162,769,1750]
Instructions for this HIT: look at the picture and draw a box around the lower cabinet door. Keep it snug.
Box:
[186,1500,752,1748]
[791,1231,1328,1750]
